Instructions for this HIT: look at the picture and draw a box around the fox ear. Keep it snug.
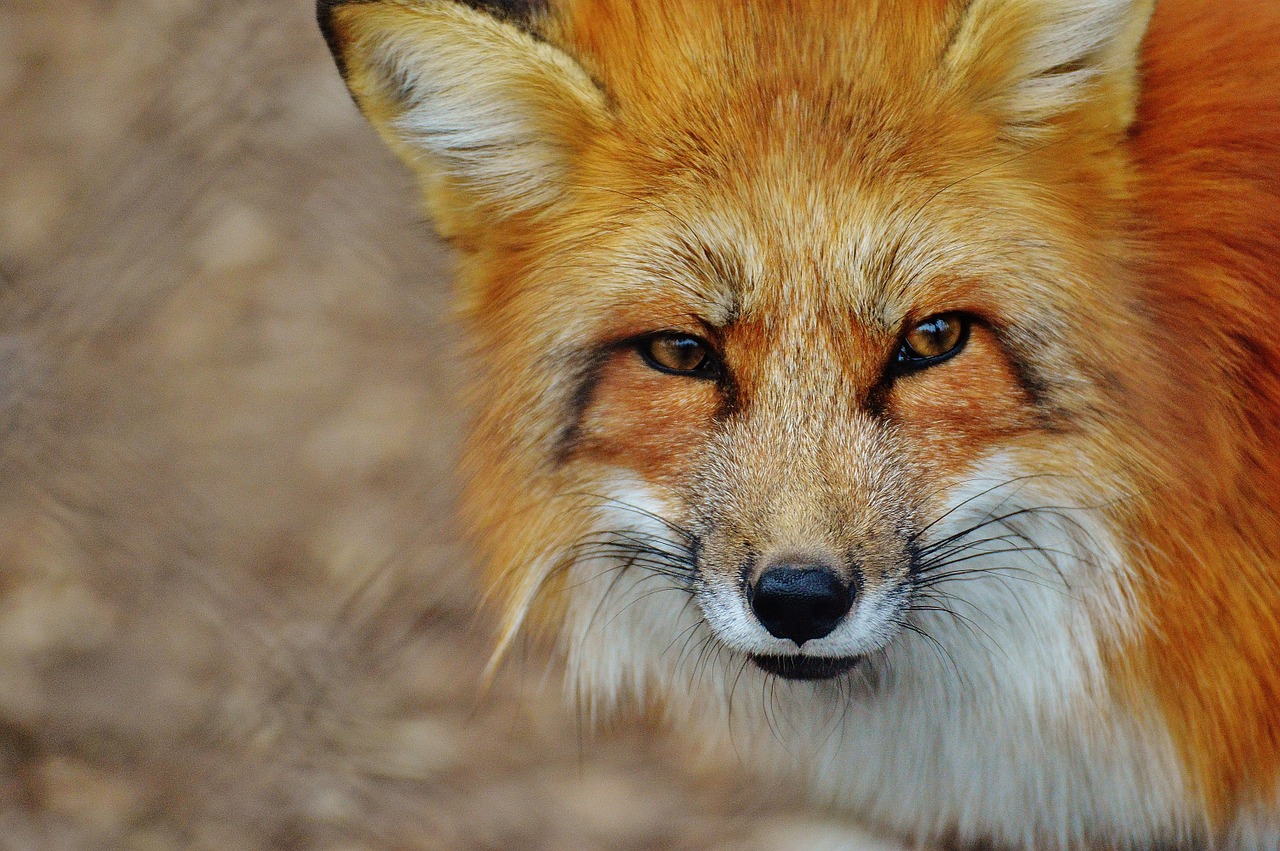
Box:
[944,0,1154,136]
[318,0,608,237]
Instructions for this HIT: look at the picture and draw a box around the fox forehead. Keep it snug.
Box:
[560,16,984,317]
[562,0,996,202]
[547,71,1071,364]
[561,168,1038,327]
[537,149,1076,415]
[558,0,963,114]
[358,0,1124,413]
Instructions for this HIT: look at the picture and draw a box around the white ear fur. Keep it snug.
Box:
[944,0,1154,134]
[323,1,608,223]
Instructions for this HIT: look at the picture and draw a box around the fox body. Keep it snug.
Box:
[319,0,1280,847]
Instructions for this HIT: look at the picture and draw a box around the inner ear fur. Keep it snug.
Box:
[318,0,608,238]
[943,0,1155,137]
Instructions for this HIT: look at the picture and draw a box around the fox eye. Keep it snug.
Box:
[896,313,970,371]
[638,333,718,377]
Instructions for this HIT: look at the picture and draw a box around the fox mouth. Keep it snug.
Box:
[750,654,863,680]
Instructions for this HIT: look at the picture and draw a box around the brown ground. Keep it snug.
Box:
[0,2,912,849]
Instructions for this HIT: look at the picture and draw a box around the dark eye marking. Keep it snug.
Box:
[636,332,721,379]
[893,313,971,375]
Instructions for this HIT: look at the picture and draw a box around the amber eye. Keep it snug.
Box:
[896,313,970,371]
[638,333,718,377]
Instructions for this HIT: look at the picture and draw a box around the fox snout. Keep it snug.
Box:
[683,386,924,677]
[696,539,911,681]
[747,563,864,680]
[749,562,856,646]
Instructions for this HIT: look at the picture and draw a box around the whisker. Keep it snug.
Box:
[560,491,699,543]
[917,501,1090,555]
[693,633,727,689]
[581,551,646,637]
[908,599,1007,663]
[911,473,1056,543]
[602,581,693,630]
[897,619,961,683]
[663,617,705,660]
[913,565,1072,601]
[919,545,1083,577]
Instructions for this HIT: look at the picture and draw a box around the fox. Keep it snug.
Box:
[317,0,1280,847]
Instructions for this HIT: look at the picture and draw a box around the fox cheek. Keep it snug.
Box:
[565,351,724,490]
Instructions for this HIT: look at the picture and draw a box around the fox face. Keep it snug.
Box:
[539,162,1102,683]
[320,0,1280,847]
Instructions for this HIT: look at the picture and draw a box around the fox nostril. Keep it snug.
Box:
[749,567,854,646]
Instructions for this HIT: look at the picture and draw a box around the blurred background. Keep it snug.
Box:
[0,2,906,848]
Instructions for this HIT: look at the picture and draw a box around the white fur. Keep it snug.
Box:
[1227,796,1280,851]
[560,482,712,720]
[361,2,607,214]
[945,0,1153,130]
[558,462,1205,849]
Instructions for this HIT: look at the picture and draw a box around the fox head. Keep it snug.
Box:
[319,0,1208,844]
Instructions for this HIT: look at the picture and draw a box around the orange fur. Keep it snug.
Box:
[1116,0,1280,817]
[321,0,1280,845]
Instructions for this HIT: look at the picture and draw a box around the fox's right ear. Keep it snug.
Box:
[318,0,608,239]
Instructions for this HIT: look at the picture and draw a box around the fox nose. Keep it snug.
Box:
[749,566,855,646]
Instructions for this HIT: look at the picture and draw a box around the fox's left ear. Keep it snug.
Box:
[318,0,608,239]
[944,0,1155,136]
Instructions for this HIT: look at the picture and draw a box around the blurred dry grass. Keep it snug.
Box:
[0,2,914,848]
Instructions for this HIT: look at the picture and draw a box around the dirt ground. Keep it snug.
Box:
[0,2,913,849]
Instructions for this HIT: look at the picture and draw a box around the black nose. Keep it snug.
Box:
[749,567,854,646]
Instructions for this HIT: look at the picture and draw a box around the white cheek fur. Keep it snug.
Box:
[550,461,1220,850]
[558,480,707,718]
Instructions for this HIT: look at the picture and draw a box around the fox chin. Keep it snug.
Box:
[318,0,1280,848]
